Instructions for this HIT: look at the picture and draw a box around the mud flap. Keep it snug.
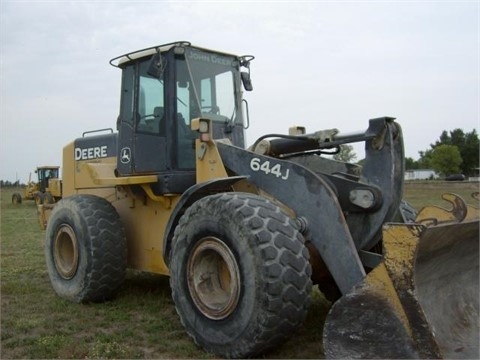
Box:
[324,220,479,359]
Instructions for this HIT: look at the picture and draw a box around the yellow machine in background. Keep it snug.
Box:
[40,42,479,359]
[12,166,62,205]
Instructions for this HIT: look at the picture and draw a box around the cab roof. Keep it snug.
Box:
[109,41,239,68]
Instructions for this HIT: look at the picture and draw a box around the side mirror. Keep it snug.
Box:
[147,53,164,78]
[241,72,253,91]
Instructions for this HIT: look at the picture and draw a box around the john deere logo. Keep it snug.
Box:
[120,147,131,164]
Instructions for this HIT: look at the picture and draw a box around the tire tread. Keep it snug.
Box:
[170,192,312,358]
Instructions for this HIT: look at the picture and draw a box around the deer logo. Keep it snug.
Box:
[120,147,131,164]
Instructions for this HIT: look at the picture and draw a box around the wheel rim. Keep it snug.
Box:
[53,225,79,279]
[187,237,241,320]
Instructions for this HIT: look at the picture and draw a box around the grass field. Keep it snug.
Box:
[0,187,329,359]
[1,182,478,359]
[403,181,479,210]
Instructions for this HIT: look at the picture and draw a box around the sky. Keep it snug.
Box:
[1,0,478,183]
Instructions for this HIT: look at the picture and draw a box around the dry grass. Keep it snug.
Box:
[404,181,479,210]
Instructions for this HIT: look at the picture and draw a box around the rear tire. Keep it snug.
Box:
[11,193,22,204]
[170,192,312,358]
[45,194,127,303]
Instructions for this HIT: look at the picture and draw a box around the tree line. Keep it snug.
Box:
[0,180,23,187]
[406,128,479,177]
[333,128,478,177]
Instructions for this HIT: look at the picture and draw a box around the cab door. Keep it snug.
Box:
[116,57,167,175]
[133,60,167,173]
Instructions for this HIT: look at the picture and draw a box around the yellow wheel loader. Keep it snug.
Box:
[42,42,479,359]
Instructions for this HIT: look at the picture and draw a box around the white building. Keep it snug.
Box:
[404,169,439,181]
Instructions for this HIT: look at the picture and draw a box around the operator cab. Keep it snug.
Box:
[36,166,60,193]
[110,41,253,194]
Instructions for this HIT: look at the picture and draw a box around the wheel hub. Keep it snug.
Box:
[54,225,79,279]
[187,237,240,320]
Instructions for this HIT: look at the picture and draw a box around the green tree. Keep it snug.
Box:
[332,144,357,162]
[405,157,419,170]
[430,144,462,176]
[417,149,433,169]
[432,128,479,175]
[462,130,480,175]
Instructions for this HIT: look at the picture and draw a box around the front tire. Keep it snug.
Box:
[45,194,127,303]
[170,193,312,358]
[35,192,44,205]
[43,192,54,204]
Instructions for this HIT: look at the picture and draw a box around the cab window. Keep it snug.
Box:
[137,61,165,135]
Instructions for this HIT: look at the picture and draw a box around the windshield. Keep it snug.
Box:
[175,48,240,126]
[39,168,58,180]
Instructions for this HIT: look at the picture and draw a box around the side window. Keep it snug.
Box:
[201,79,212,112]
[176,82,190,126]
[215,72,234,118]
[137,61,165,135]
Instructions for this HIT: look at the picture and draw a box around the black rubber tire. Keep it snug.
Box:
[169,192,312,358]
[11,193,22,204]
[35,192,44,205]
[45,194,127,303]
[43,192,54,204]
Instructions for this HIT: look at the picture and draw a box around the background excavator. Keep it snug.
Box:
[40,42,479,358]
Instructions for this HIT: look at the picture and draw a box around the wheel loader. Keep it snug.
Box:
[42,41,479,359]
[12,166,61,205]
